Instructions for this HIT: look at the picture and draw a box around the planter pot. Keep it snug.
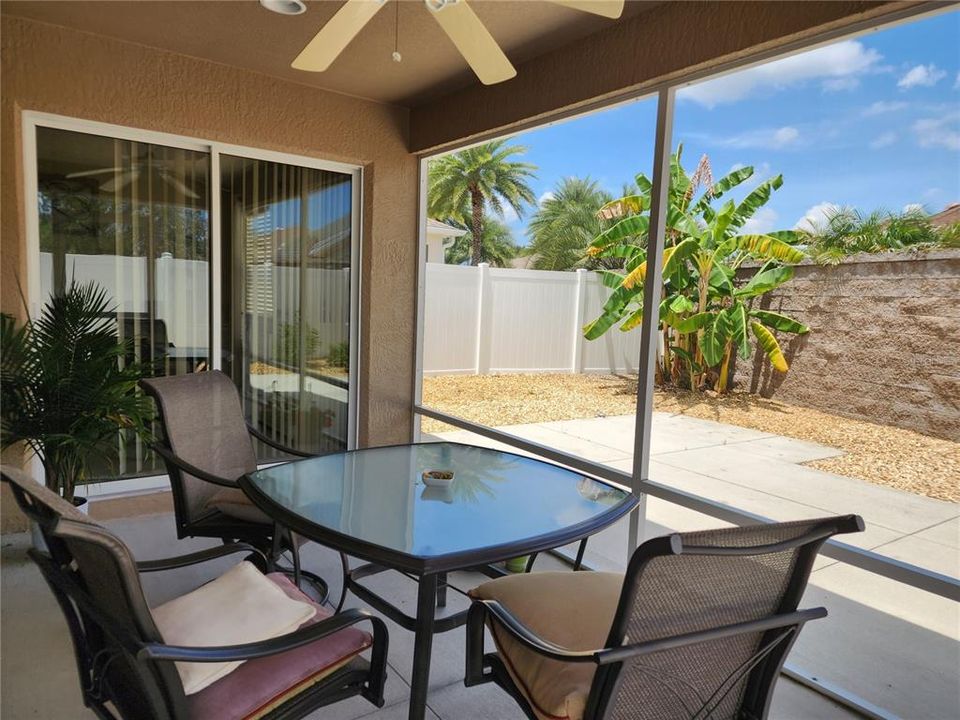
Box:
[505,556,529,573]
[30,496,88,551]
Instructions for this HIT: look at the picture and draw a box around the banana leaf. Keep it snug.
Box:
[735,265,795,298]
[726,303,751,359]
[751,321,789,372]
[622,237,698,289]
[701,313,727,367]
[619,305,646,331]
[583,283,640,339]
[595,269,627,290]
[673,312,714,334]
[730,175,783,229]
[597,195,649,221]
[690,165,755,217]
[669,294,696,314]
[730,234,806,263]
[589,215,650,252]
[750,309,810,335]
[669,346,703,374]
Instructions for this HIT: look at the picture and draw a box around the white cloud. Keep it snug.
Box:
[742,207,779,235]
[794,202,840,232]
[862,100,908,116]
[538,191,555,205]
[913,114,960,151]
[501,205,519,223]
[898,64,947,89]
[869,131,897,149]
[720,126,800,150]
[679,40,882,108]
[823,77,860,92]
[903,203,925,214]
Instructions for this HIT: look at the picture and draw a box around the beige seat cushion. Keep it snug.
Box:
[152,560,317,694]
[470,571,623,720]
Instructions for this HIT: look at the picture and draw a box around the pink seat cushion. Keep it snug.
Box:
[188,574,372,720]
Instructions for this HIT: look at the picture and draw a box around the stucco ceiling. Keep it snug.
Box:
[1,0,658,107]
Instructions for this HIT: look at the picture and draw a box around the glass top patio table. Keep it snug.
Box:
[241,441,637,573]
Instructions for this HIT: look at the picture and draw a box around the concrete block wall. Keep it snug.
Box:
[734,250,960,442]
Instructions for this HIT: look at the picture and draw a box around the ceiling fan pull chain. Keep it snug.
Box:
[392,0,402,63]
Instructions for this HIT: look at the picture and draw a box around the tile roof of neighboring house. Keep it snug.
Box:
[426,218,468,237]
[929,203,960,228]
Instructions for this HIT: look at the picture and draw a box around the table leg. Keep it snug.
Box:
[409,573,438,720]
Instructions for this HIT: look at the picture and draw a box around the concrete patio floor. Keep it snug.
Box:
[2,411,956,718]
[2,514,856,720]
[428,412,960,718]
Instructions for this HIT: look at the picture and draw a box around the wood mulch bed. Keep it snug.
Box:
[421,373,960,503]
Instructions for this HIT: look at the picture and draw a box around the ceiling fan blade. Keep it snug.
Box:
[100,169,140,193]
[546,0,624,19]
[292,0,389,72]
[66,167,122,179]
[427,0,516,86]
[160,171,201,200]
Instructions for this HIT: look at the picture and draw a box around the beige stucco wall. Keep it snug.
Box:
[0,16,418,530]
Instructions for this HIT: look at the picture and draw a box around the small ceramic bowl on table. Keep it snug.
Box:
[421,470,455,488]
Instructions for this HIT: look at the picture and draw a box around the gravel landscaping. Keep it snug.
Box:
[422,373,960,503]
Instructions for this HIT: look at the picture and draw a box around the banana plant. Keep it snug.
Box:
[583,145,810,392]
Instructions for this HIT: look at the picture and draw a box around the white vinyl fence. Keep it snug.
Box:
[423,263,640,376]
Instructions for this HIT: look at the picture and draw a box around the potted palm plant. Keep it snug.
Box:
[1,280,154,519]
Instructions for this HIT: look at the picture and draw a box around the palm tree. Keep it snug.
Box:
[444,216,518,267]
[1,281,154,501]
[801,206,952,263]
[427,140,536,265]
[526,177,612,271]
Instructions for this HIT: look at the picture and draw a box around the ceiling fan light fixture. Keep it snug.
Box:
[259,0,306,16]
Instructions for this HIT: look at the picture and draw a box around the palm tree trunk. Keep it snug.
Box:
[470,188,484,266]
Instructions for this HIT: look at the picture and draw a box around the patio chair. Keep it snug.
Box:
[141,370,328,596]
[465,515,864,720]
[1,466,388,720]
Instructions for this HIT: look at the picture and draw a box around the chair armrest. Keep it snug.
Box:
[246,423,316,459]
[137,543,267,573]
[150,442,240,488]
[138,608,388,664]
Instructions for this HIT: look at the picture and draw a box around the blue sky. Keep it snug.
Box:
[500,9,960,244]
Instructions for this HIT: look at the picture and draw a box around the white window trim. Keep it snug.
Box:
[20,110,364,495]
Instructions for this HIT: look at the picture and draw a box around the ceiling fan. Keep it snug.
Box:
[289,0,625,85]
[66,165,200,199]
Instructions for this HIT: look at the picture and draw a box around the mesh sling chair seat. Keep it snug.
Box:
[140,370,329,596]
[465,515,864,720]
[1,466,388,720]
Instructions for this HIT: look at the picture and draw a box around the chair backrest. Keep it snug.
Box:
[141,370,257,531]
[1,466,187,720]
[589,515,863,720]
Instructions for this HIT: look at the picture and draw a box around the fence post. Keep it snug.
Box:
[475,263,492,374]
[572,268,588,373]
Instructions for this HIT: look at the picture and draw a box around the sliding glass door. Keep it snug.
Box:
[35,126,210,478]
[29,116,360,481]
[220,154,355,457]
